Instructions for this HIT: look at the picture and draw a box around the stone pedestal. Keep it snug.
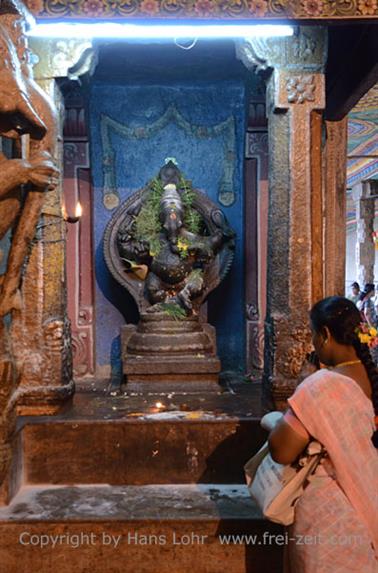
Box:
[121,313,220,388]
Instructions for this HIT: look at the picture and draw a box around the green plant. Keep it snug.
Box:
[134,178,165,256]
[156,302,187,320]
[179,176,202,235]
[134,173,203,257]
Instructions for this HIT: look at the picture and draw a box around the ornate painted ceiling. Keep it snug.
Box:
[25,0,378,20]
[347,82,378,188]
[346,83,378,232]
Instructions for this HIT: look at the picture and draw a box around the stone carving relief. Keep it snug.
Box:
[24,0,376,20]
[267,315,313,382]
[43,317,72,386]
[236,27,327,75]
[291,32,317,61]
[249,320,265,371]
[246,303,259,321]
[245,131,269,158]
[280,324,313,379]
[0,16,59,318]
[72,306,93,377]
[29,37,94,80]
[0,2,62,498]
[286,75,316,104]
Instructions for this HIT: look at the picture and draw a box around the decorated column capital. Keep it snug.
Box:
[236,26,327,75]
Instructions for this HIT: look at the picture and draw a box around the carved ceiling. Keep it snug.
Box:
[347,82,378,189]
[346,83,377,232]
[23,0,378,20]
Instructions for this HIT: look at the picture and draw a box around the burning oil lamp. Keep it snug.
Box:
[63,201,82,224]
[151,401,165,413]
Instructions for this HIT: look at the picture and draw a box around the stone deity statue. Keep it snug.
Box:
[114,161,235,315]
[104,161,235,387]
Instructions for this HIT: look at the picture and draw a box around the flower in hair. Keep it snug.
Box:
[355,323,378,348]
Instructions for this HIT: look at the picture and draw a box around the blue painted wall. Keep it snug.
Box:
[89,81,246,374]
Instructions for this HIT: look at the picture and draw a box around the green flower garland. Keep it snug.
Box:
[134,175,202,257]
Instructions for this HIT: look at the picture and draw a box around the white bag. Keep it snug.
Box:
[244,440,324,526]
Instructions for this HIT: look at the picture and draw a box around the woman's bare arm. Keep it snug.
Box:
[268,418,310,465]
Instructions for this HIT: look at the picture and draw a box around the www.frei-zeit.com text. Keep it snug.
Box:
[18,531,367,549]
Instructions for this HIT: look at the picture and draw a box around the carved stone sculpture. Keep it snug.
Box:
[0,5,59,502]
[104,161,235,387]
[0,15,59,317]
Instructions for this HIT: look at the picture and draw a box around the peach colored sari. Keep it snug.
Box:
[285,369,378,573]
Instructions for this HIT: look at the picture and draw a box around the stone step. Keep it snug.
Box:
[20,417,266,486]
[0,484,284,573]
[19,383,267,487]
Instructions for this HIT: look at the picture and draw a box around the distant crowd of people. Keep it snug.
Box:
[348,281,378,327]
[348,281,378,364]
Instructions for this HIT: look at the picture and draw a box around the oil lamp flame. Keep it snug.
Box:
[75,201,83,218]
[63,200,82,223]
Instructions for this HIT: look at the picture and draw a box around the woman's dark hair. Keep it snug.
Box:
[359,283,375,302]
[310,296,378,448]
[351,282,360,290]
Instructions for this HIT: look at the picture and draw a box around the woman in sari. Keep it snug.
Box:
[268,296,378,572]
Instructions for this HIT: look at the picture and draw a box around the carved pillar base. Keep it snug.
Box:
[263,314,313,411]
[0,320,18,504]
[121,313,220,389]
[10,233,75,416]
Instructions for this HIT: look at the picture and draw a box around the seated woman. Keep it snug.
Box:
[268,296,378,573]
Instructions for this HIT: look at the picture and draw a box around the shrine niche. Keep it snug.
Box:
[103,160,235,386]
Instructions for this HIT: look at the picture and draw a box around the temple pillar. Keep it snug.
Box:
[12,39,93,414]
[237,27,327,407]
[323,118,348,297]
[353,181,375,287]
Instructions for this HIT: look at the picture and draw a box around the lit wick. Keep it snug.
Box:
[151,401,166,413]
[63,201,82,224]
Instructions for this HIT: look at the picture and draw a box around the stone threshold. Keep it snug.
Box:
[0,484,265,522]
